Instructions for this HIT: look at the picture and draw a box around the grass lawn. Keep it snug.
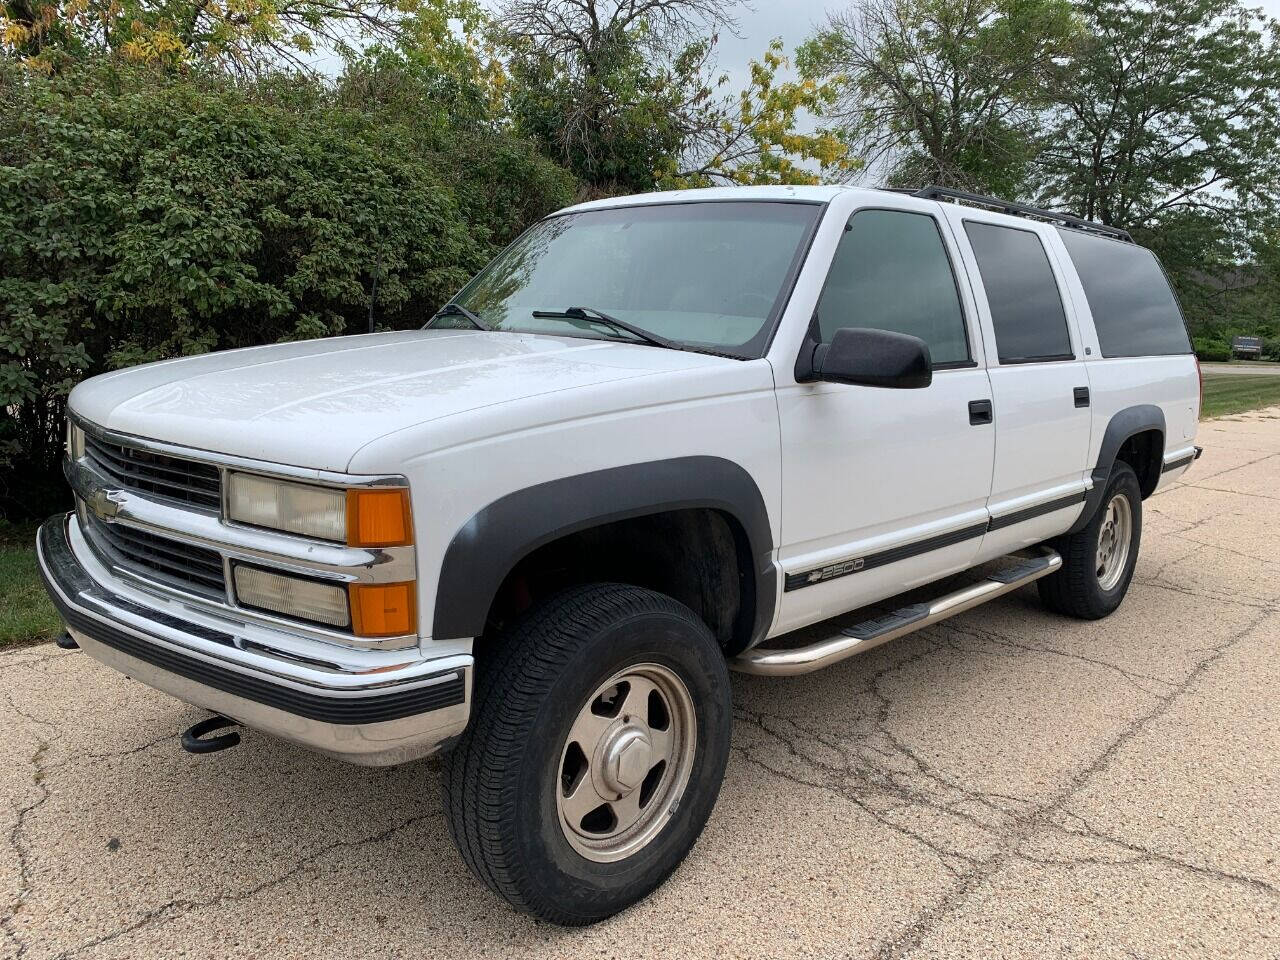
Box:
[0,523,61,650]
[1200,372,1280,419]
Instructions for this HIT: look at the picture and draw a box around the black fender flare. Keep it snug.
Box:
[1069,404,1165,534]
[431,456,777,645]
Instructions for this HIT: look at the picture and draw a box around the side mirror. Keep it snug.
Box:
[811,327,932,389]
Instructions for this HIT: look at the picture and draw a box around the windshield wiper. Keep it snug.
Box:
[429,302,489,331]
[530,306,681,351]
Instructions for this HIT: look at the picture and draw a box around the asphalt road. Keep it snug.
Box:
[4,409,1279,960]
[1201,362,1280,376]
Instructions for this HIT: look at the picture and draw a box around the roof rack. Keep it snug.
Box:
[911,185,1132,242]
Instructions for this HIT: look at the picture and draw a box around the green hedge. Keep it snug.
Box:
[0,62,576,520]
[1193,336,1280,363]
[1193,339,1233,362]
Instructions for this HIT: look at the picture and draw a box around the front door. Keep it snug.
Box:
[773,203,997,635]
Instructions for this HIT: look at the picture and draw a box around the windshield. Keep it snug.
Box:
[442,201,822,357]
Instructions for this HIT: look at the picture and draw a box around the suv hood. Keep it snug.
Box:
[69,330,738,472]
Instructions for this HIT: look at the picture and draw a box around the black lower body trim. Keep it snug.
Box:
[785,490,1089,592]
[37,523,464,725]
[785,522,988,592]
[1162,453,1195,474]
[987,491,1087,532]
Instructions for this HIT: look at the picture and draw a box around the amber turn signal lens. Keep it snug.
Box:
[346,488,412,547]
[349,582,416,637]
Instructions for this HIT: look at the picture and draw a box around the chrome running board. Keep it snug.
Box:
[731,551,1062,676]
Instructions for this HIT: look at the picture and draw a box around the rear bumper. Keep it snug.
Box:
[37,514,471,765]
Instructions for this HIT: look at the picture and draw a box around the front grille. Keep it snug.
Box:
[85,432,221,511]
[82,512,227,599]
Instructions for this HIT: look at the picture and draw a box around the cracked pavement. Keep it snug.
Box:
[4,409,1279,960]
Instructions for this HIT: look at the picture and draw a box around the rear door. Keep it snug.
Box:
[940,208,1092,558]
[1052,227,1201,485]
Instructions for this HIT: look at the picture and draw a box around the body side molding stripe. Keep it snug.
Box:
[986,490,1087,532]
[785,490,1087,592]
[784,522,988,592]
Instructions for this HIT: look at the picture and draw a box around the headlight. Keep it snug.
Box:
[233,564,350,628]
[227,473,416,637]
[226,473,413,547]
[227,473,347,541]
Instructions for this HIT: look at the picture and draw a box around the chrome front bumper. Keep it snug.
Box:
[37,514,472,766]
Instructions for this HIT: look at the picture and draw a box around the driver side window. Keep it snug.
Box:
[816,209,971,367]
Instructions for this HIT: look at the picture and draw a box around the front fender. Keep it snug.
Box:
[431,456,776,645]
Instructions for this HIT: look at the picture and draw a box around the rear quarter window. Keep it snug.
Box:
[1057,229,1191,358]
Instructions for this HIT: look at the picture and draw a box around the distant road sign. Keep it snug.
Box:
[1232,336,1263,359]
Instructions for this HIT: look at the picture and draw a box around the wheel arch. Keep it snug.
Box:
[1069,404,1165,534]
[431,457,777,653]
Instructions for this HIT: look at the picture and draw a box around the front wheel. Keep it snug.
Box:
[1038,461,1142,619]
[442,584,731,925]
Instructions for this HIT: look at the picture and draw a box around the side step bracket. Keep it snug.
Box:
[732,550,1062,676]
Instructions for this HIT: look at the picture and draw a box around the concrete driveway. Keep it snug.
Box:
[4,410,1279,960]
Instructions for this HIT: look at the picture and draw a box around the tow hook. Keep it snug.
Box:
[181,715,241,754]
[55,631,79,650]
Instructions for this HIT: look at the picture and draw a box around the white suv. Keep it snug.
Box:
[38,185,1202,924]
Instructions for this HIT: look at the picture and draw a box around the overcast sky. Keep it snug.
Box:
[705,0,1280,182]
[715,0,1280,89]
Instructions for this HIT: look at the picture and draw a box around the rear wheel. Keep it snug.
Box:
[442,583,731,925]
[1038,461,1142,619]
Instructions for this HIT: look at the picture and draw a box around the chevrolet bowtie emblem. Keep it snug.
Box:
[87,487,124,520]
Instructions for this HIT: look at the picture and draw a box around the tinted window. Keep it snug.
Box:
[450,201,820,357]
[964,222,1072,363]
[816,209,969,365]
[1057,229,1191,357]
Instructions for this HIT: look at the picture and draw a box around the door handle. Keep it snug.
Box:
[1074,386,1090,408]
[968,399,993,425]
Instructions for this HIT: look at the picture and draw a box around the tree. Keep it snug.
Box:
[497,0,742,193]
[497,0,854,192]
[1032,0,1280,231]
[797,0,1079,195]
[341,1,510,133]
[0,0,435,73]
[1030,0,1280,339]
[662,39,858,187]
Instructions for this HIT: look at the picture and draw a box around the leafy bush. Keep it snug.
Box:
[0,61,576,520]
[1193,338,1232,362]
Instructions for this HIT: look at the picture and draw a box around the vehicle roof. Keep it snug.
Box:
[557,184,1133,245]
[559,184,864,213]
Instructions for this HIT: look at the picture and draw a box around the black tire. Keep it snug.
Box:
[441,583,732,925]
[1038,461,1142,619]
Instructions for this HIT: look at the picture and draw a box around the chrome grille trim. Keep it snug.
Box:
[70,413,408,490]
[66,457,415,585]
[81,511,227,600]
[64,414,419,652]
[85,431,221,511]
